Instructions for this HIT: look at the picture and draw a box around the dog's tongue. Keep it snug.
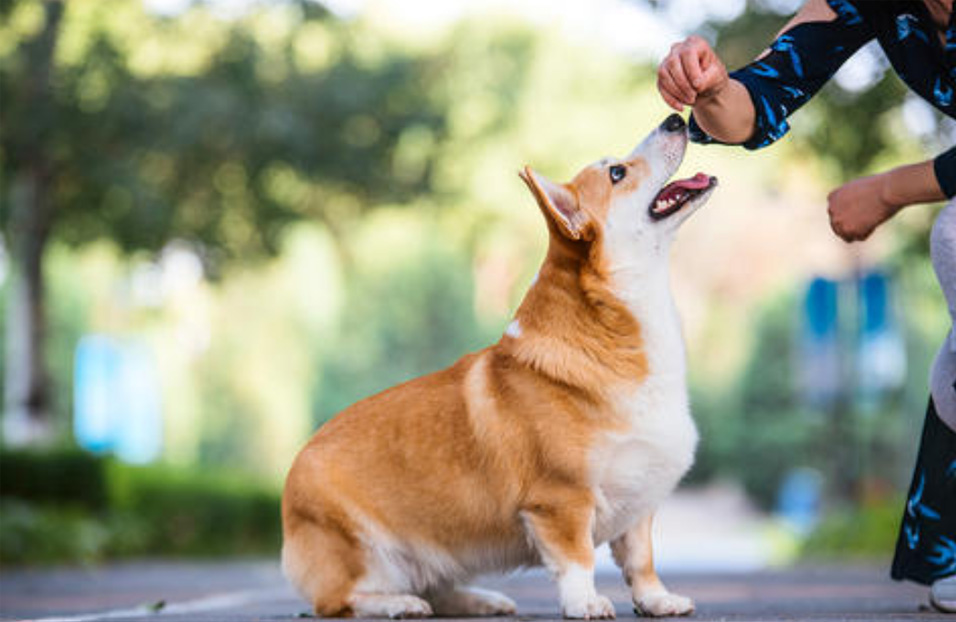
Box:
[671,172,711,191]
[656,172,711,203]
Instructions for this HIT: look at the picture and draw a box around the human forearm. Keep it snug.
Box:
[881,159,946,208]
[674,0,872,150]
[690,79,756,145]
[828,159,946,242]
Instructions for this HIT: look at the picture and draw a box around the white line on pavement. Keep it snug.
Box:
[13,587,294,622]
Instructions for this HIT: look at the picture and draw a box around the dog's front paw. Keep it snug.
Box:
[563,594,616,619]
[633,592,694,617]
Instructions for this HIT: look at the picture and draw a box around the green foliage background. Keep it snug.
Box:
[0,450,281,563]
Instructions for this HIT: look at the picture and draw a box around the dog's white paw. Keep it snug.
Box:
[351,594,434,619]
[429,587,517,616]
[633,592,694,618]
[384,596,433,619]
[563,594,616,619]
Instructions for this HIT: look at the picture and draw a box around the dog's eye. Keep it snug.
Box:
[609,164,626,184]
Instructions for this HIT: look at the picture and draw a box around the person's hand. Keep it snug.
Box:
[827,173,902,242]
[657,36,730,111]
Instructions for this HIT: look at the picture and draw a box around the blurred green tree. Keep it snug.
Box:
[314,221,494,425]
[0,0,452,444]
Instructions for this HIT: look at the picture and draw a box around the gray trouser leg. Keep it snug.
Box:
[929,199,956,431]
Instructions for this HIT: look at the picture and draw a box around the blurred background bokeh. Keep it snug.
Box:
[1,0,953,569]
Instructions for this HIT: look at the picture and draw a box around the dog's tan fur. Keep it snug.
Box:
[283,118,709,619]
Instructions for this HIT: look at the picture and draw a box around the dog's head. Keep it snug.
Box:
[519,114,716,269]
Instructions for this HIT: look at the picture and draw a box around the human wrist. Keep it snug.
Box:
[692,79,754,144]
[694,77,732,117]
[878,170,907,211]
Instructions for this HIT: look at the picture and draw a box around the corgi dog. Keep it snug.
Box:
[282,114,716,619]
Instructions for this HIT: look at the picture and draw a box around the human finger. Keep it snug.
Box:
[657,67,688,110]
[697,48,728,96]
[665,56,697,104]
[827,193,860,242]
[679,45,706,92]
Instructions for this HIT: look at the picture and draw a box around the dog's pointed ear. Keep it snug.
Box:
[519,166,589,240]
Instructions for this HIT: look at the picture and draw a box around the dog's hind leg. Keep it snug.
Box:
[425,586,517,617]
[610,513,693,618]
[283,516,435,618]
[282,514,365,617]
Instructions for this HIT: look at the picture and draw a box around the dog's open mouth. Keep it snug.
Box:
[649,172,717,220]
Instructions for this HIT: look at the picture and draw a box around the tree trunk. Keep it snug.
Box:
[3,173,54,446]
[2,0,63,447]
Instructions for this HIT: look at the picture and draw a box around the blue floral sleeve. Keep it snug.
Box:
[690,0,875,150]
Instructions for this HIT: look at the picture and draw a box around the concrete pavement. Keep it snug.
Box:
[1,560,951,622]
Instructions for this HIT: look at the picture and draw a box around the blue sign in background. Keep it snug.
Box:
[799,271,905,411]
[74,336,163,464]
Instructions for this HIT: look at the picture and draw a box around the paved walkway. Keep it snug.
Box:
[0,560,951,622]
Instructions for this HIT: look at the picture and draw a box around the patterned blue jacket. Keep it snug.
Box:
[690,0,956,197]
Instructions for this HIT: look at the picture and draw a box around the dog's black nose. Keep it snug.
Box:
[661,114,686,132]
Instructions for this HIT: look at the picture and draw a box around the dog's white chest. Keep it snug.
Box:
[590,269,698,545]
[590,379,697,544]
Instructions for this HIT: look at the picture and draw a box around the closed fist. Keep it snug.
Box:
[657,36,729,111]
[827,174,902,242]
